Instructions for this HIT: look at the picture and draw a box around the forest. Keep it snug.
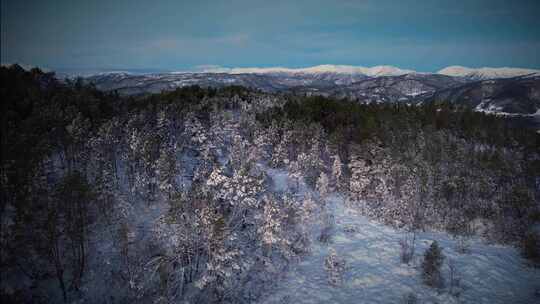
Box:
[1,65,539,303]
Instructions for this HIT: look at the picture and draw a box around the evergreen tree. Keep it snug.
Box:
[330,154,343,192]
[324,248,346,286]
[422,241,445,288]
[316,171,330,198]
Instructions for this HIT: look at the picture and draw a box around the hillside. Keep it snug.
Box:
[82,66,540,118]
[2,66,539,303]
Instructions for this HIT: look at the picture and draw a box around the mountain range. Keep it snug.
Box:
[84,65,540,120]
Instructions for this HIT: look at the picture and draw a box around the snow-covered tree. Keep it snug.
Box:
[271,139,289,168]
[319,208,335,244]
[287,160,302,192]
[196,209,244,302]
[324,248,346,286]
[156,142,178,199]
[330,154,343,192]
[258,196,285,256]
[348,156,371,201]
[294,194,318,254]
[65,111,91,172]
[251,125,276,162]
[308,131,325,171]
[297,152,317,186]
[422,241,445,288]
[206,164,265,208]
[316,171,330,198]
[229,134,250,170]
[193,145,218,183]
[298,194,317,225]
[185,114,208,146]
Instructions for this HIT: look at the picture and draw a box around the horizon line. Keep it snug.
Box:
[3,62,540,76]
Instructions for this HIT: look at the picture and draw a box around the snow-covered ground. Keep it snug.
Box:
[259,168,540,304]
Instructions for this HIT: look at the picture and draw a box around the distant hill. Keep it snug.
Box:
[84,65,540,119]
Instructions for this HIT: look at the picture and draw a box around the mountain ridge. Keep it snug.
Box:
[84,67,540,119]
[437,65,540,80]
[46,64,540,80]
[190,64,540,80]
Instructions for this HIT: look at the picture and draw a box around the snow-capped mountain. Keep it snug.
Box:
[197,64,540,80]
[84,65,540,116]
[199,64,416,77]
[437,66,540,80]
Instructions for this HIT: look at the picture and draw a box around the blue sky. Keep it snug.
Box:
[2,0,540,72]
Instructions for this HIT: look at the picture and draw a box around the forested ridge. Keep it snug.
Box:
[1,65,539,303]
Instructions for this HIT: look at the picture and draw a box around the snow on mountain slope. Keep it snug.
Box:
[356,65,417,77]
[83,65,540,117]
[201,64,416,77]
[424,76,540,115]
[438,66,540,80]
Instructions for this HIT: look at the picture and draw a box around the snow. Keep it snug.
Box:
[71,64,540,82]
[257,168,540,304]
[475,100,540,118]
[197,64,416,77]
[438,66,540,79]
[405,90,429,97]
[265,167,290,192]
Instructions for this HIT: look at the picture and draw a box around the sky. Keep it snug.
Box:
[2,0,540,73]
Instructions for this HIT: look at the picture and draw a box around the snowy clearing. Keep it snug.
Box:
[259,172,540,304]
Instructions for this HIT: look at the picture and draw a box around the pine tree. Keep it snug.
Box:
[258,196,284,255]
[287,160,302,192]
[156,142,177,199]
[271,137,289,168]
[422,241,445,288]
[330,154,343,192]
[324,248,346,286]
[316,172,330,198]
[348,156,370,201]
